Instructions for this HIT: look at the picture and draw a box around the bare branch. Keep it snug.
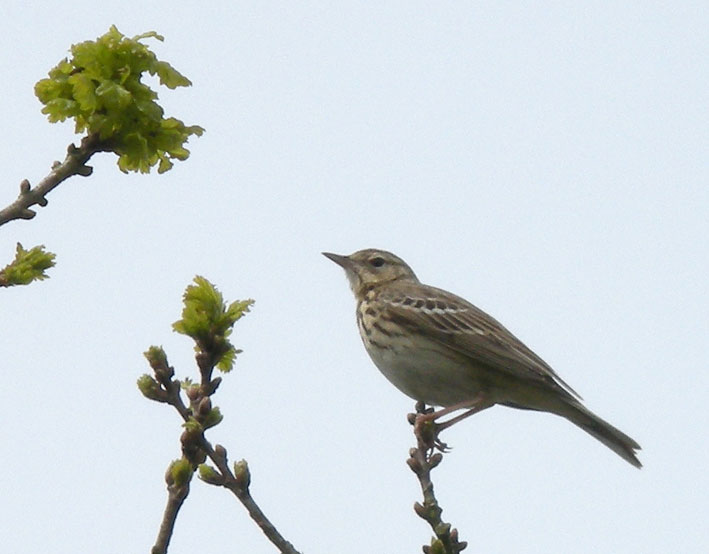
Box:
[0,134,107,227]
[151,477,190,554]
[203,443,301,554]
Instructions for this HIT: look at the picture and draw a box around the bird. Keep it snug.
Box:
[323,248,642,468]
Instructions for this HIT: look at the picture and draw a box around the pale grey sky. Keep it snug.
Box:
[2,2,708,553]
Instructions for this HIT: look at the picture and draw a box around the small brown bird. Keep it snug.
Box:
[324,248,641,468]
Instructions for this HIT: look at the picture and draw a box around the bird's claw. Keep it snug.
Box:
[433,435,452,453]
[413,414,453,453]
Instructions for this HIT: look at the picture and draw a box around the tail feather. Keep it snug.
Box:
[560,401,642,468]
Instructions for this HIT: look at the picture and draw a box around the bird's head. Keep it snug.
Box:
[323,249,418,298]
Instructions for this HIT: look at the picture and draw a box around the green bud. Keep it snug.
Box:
[434,522,451,537]
[197,396,212,415]
[144,345,168,367]
[168,458,193,487]
[198,464,223,485]
[202,407,223,429]
[233,459,250,489]
[136,374,165,402]
[185,384,201,401]
[429,538,446,554]
[214,444,227,460]
[182,418,203,434]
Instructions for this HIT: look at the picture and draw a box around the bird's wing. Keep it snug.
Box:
[381,284,582,400]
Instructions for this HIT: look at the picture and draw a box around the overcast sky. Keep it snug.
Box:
[2,2,707,553]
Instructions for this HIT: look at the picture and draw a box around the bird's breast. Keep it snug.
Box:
[356,299,487,406]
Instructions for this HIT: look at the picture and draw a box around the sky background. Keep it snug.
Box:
[2,2,707,553]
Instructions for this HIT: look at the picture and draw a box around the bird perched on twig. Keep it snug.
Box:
[323,248,641,468]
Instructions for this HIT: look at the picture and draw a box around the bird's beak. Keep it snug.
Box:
[322,252,352,270]
[323,251,362,295]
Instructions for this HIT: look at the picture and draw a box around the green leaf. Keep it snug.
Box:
[41,98,79,122]
[68,73,98,111]
[34,77,66,102]
[95,80,132,109]
[157,154,174,174]
[216,348,236,373]
[185,124,205,137]
[226,299,254,323]
[56,59,74,75]
[135,98,163,119]
[132,30,164,42]
[153,60,192,89]
[0,243,56,287]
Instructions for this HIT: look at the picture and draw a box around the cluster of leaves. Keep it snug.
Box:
[173,276,254,372]
[34,25,204,174]
[0,243,55,287]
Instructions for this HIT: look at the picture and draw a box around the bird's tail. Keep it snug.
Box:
[557,399,642,468]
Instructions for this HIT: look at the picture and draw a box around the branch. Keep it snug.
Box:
[145,351,301,554]
[407,402,467,554]
[0,134,106,227]
[152,475,190,554]
[201,443,301,554]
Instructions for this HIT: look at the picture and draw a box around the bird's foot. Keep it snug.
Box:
[432,434,452,453]
[412,413,452,453]
[408,402,454,452]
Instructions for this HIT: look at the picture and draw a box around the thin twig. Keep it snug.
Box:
[153,356,301,554]
[152,479,190,554]
[0,134,107,227]
[407,401,467,554]
[203,441,301,554]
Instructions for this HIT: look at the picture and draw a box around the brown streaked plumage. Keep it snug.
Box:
[323,248,642,468]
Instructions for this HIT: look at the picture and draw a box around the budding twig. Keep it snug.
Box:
[407,401,468,554]
[146,350,301,554]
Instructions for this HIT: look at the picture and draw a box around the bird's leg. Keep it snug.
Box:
[413,394,494,451]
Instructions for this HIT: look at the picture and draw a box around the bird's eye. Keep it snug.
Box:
[370,257,385,268]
